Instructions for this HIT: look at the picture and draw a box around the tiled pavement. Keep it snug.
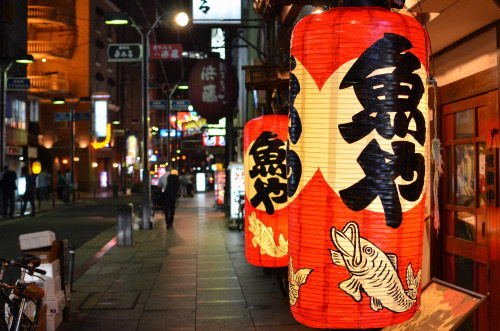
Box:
[58,193,314,331]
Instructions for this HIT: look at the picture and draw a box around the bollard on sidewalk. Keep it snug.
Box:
[117,203,133,246]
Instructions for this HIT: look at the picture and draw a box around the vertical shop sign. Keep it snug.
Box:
[485,148,498,207]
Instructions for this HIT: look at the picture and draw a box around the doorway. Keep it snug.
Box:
[441,91,497,330]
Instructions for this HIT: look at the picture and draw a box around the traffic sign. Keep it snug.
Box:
[107,44,142,62]
[7,78,30,90]
[55,112,70,121]
[170,99,190,111]
[149,100,167,110]
[75,112,90,121]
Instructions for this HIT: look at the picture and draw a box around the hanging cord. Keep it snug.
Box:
[407,0,441,232]
[490,128,499,150]
[428,77,442,234]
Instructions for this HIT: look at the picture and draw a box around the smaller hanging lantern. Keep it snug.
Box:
[244,114,289,267]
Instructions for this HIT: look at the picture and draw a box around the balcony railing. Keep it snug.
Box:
[28,41,74,59]
[28,6,75,26]
[28,73,69,94]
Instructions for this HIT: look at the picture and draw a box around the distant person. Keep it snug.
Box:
[57,170,66,200]
[20,166,35,217]
[179,172,188,197]
[65,169,72,186]
[162,168,180,229]
[36,168,50,201]
[186,172,194,197]
[1,166,17,218]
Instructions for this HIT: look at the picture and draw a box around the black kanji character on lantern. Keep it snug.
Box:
[288,56,302,197]
[340,139,425,228]
[338,33,426,146]
[249,131,287,215]
[338,33,426,228]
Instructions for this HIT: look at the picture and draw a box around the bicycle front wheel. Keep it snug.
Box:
[0,296,7,331]
[11,297,41,331]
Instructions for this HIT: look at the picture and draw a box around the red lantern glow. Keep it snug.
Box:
[288,5,429,329]
[244,115,289,267]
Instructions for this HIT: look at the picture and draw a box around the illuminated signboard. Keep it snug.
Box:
[202,131,225,146]
[94,100,108,137]
[159,129,181,137]
[215,170,225,205]
[182,118,207,138]
[228,162,244,219]
[196,173,206,192]
[192,0,241,24]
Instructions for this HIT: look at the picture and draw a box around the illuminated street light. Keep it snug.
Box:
[0,54,34,170]
[175,12,189,27]
[105,12,164,230]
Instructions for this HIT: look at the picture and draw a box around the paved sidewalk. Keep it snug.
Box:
[58,192,313,331]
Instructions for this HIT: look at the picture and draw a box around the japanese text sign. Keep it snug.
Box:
[107,44,142,62]
[149,44,183,60]
[485,148,498,207]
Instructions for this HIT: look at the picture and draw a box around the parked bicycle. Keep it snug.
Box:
[0,256,46,331]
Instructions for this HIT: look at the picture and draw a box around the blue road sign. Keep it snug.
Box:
[75,112,90,121]
[7,78,30,90]
[149,100,167,110]
[170,99,190,111]
[55,112,71,121]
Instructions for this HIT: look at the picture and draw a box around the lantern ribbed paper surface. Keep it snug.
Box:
[287,5,429,329]
[244,115,289,267]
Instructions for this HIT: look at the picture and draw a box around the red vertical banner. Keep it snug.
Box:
[288,5,429,329]
[244,115,289,267]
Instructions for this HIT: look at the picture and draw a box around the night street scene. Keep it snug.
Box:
[1,0,499,330]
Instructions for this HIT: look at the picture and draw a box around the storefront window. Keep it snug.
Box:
[454,108,474,139]
[7,99,26,130]
[455,144,474,208]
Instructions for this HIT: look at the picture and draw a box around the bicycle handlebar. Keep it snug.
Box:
[0,257,47,275]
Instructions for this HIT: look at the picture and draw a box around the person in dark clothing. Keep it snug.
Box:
[1,166,17,218]
[20,166,35,217]
[162,169,180,228]
[57,170,66,200]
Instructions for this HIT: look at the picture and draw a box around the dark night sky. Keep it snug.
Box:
[109,0,213,86]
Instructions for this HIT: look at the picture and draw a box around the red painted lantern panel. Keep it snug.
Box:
[188,57,238,122]
[244,115,289,267]
[288,6,429,329]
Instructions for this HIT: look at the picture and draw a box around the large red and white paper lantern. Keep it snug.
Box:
[244,115,289,267]
[287,2,429,329]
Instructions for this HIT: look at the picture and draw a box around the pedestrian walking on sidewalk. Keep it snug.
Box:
[162,168,179,228]
[36,168,50,201]
[57,170,66,200]
[20,166,35,217]
[1,166,17,218]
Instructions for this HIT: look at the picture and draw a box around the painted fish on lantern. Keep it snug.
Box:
[329,222,421,313]
[248,212,288,257]
[289,256,313,306]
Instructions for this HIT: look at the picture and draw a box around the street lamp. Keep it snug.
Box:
[52,96,91,187]
[105,12,163,230]
[0,54,34,170]
[166,82,189,169]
